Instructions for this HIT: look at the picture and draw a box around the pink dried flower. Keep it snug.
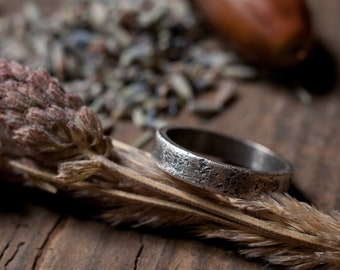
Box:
[0,60,109,166]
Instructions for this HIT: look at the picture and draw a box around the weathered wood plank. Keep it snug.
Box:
[0,185,62,270]
[1,1,340,269]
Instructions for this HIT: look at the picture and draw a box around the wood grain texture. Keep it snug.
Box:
[1,1,340,269]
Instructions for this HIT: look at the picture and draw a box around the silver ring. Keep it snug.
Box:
[153,126,292,198]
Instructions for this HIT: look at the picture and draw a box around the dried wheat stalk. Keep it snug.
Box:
[0,60,340,269]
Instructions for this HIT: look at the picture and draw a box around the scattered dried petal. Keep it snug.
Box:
[0,0,256,135]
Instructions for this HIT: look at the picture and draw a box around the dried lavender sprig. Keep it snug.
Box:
[0,60,110,167]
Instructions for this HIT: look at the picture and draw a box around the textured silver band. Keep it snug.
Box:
[153,126,293,198]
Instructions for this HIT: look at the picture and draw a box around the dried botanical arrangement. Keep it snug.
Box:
[1,60,340,270]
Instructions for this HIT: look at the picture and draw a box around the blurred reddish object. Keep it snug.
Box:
[193,0,313,67]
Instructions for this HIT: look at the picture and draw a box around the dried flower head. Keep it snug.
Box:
[0,60,110,167]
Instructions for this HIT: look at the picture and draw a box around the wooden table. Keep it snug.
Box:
[1,1,340,269]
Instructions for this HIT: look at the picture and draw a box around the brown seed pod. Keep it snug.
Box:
[193,0,313,67]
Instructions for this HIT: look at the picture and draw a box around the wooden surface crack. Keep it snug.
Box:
[133,235,144,270]
[32,215,64,270]
[0,224,21,268]
[4,242,25,270]
[0,242,10,262]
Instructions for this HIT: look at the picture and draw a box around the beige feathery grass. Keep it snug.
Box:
[1,60,340,269]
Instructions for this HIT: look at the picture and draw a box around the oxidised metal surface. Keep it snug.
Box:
[153,126,292,198]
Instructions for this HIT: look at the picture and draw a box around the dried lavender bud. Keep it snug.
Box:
[0,60,109,167]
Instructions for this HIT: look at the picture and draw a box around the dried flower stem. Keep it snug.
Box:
[84,145,334,251]
[1,60,340,269]
[9,159,214,220]
[8,140,340,250]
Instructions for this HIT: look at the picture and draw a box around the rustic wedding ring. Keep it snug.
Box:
[153,126,293,198]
